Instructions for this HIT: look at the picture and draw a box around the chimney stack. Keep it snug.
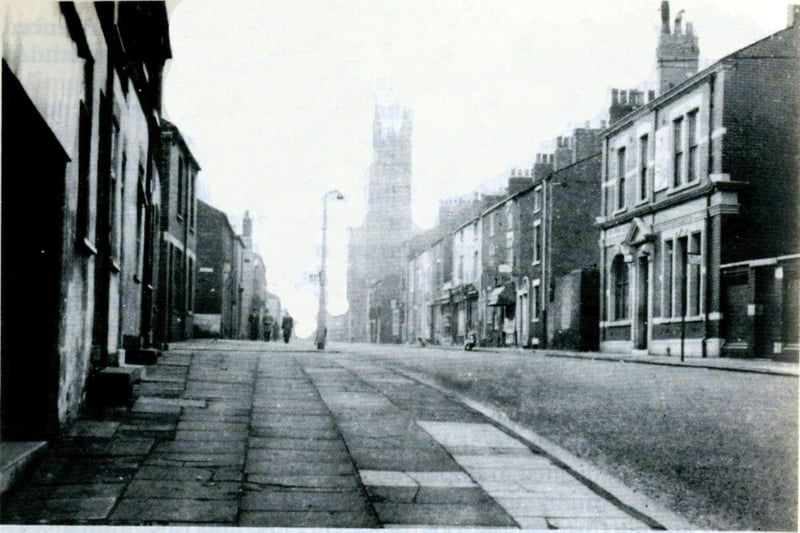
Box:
[656,2,699,96]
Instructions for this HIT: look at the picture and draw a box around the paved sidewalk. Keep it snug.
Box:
[2,340,687,528]
[401,341,799,377]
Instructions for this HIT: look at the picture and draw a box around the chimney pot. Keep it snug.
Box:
[648,89,655,102]
[601,119,607,129]
[620,90,627,104]
[612,88,619,105]
[789,5,800,27]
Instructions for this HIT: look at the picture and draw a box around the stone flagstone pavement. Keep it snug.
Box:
[1,340,673,528]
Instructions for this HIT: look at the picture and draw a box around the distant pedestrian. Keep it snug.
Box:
[272,321,280,342]
[262,312,273,341]
[248,312,259,340]
[281,313,294,344]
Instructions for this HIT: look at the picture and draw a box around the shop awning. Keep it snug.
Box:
[487,285,515,306]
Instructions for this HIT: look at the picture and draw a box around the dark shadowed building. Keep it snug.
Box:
[155,119,199,344]
[194,200,244,338]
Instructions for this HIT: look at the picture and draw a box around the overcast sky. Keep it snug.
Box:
[162,0,789,337]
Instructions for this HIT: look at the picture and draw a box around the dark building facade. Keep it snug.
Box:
[194,200,244,338]
[346,95,416,342]
[155,119,199,344]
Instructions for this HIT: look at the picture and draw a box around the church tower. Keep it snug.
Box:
[344,92,415,342]
[657,1,700,95]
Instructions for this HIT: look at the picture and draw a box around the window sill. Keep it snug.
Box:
[612,207,628,216]
[532,260,541,266]
[110,260,121,273]
[77,237,98,256]
[603,319,631,327]
[667,179,701,196]
[635,197,649,207]
[652,314,704,325]
[133,274,142,284]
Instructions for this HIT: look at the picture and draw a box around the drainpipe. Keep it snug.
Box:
[702,73,716,358]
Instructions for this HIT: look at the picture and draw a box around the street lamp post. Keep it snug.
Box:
[316,189,344,350]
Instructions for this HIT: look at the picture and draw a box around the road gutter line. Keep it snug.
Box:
[396,367,699,531]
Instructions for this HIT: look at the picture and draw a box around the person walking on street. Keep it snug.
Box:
[281,313,294,344]
[262,312,273,341]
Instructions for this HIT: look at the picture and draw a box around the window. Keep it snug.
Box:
[676,236,688,316]
[617,147,626,210]
[612,255,629,320]
[177,155,185,217]
[472,221,478,241]
[458,255,464,281]
[533,222,541,263]
[506,232,514,266]
[489,214,495,236]
[187,257,195,311]
[77,102,92,251]
[534,186,542,212]
[687,110,698,183]
[532,282,540,320]
[664,240,673,316]
[689,232,701,315]
[135,165,146,280]
[639,134,649,201]
[472,251,478,281]
[673,117,684,187]
[506,205,513,230]
[189,169,196,228]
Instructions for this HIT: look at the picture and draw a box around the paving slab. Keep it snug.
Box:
[241,489,372,512]
[145,451,244,466]
[246,459,356,476]
[109,497,238,523]
[247,448,349,464]
[246,474,361,490]
[53,438,154,457]
[248,437,348,452]
[123,479,240,499]
[372,502,517,527]
[65,420,120,439]
[4,496,118,522]
[239,510,379,527]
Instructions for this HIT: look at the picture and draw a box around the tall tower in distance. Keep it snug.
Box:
[344,91,415,342]
[366,94,413,232]
[657,1,700,96]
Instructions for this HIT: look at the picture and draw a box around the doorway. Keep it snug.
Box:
[1,63,67,440]
[635,256,649,350]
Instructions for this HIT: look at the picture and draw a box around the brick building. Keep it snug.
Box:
[598,4,800,359]
[2,1,170,441]
[155,119,199,344]
[194,200,245,338]
[238,211,269,340]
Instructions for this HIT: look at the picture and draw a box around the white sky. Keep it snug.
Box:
[162,0,790,337]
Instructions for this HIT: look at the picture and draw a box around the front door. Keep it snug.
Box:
[636,256,649,349]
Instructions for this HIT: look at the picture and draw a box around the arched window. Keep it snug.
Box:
[613,255,629,320]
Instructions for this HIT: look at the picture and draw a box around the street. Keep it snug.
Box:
[2,339,796,530]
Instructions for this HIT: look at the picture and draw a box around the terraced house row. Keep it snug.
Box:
[1,2,270,450]
[400,2,799,361]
